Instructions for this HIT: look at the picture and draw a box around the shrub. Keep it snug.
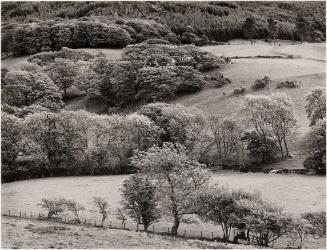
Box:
[252,76,271,90]
[242,132,279,164]
[302,212,326,237]
[303,152,326,175]
[233,87,246,95]
[60,198,85,223]
[38,198,66,219]
[205,72,231,88]
[276,80,300,89]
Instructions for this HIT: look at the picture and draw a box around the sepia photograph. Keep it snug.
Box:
[1,0,326,249]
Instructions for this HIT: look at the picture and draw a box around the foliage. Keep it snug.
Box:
[38,198,66,219]
[44,58,79,98]
[209,117,244,167]
[233,87,246,95]
[242,132,279,164]
[60,198,85,223]
[2,70,64,111]
[243,17,256,44]
[131,142,210,235]
[242,94,296,157]
[122,43,225,72]
[137,103,206,153]
[121,174,160,231]
[305,88,326,127]
[239,198,293,247]
[301,212,326,237]
[276,80,300,89]
[193,185,259,241]
[1,113,23,164]
[251,76,271,90]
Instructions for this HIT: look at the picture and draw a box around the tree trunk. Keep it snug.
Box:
[64,88,67,98]
[171,215,180,235]
[283,138,290,157]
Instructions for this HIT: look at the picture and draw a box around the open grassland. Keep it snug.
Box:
[2,216,248,249]
[2,173,325,248]
[2,172,325,218]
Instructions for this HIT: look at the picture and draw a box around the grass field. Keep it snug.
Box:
[2,172,325,248]
[2,172,325,218]
[2,216,251,249]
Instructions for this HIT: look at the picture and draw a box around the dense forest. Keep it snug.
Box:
[1,1,326,56]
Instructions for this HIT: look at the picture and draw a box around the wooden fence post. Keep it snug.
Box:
[123,222,126,229]
[212,232,214,239]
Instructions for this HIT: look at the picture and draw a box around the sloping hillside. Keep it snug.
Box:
[1,216,250,249]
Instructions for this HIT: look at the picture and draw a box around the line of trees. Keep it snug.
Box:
[2,1,325,49]
[2,91,302,182]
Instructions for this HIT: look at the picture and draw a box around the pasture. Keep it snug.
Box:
[2,172,325,248]
[2,172,325,217]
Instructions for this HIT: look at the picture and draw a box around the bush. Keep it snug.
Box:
[303,152,326,175]
[233,87,246,95]
[252,76,271,90]
[276,80,301,89]
[38,198,66,219]
[205,72,231,88]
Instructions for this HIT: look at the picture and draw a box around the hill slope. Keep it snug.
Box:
[1,216,250,249]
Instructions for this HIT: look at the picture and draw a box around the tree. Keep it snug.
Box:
[268,18,279,45]
[38,198,66,219]
[242,94,296,157]
[93,197,110,227]
[304,119,326,174]
[193,185,258,241]
[296,14,309,43]
[61,198,85,223]
[44,58,78,99]
[302,212,326,237]
[137,103,206,155]
[288,217,309,249]
[305,88,326,126]
[121,174,160,231]
[209,117,244,167]
[23,112,85,175]
[131,142,210,235]
[239,198,293,247]
[1,113,23,164]
[243,17,256,45]
[2,70,64,111]
[242,131,279,164]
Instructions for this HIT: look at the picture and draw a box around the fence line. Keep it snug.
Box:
[2,209,233,243]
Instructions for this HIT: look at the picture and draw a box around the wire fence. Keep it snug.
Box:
[2,209,242,243]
